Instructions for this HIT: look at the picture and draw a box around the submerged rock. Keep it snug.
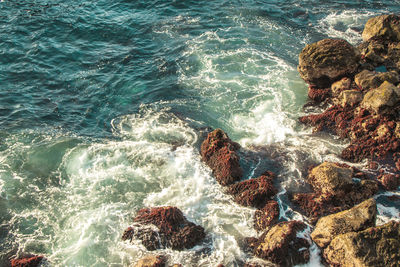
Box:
[226,171,277,209]
[311,198,377,248]
[201,129,243,186]
[122,206,205,251]
[362,14,400,42]
[252,221,310,266]
[298,39,360,88]
[134,255,166,267]
[324,220,400,266]
[10,256,45,267]
[254,200,280,232]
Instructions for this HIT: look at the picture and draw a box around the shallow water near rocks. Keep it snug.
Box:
[1,1,400,266]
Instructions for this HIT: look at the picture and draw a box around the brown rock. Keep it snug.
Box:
[253,221,310,266]
[379,173,400,191]
[298,39,360,88]
[201,129,243,186]
[10,256,45,267]
[324,221,400,266]
[362,14,400,42]
[254,200,280,232]
[354,69,399,91]
[331,77,352,97]
[311,198,377,248]
[336,90,363,107]
[308,162,353,195]
[134,255,166,267]
[361,81,400,114]
[226,172,277,209]
[122,207,205,251]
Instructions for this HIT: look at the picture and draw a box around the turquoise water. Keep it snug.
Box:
[1,1,400,266]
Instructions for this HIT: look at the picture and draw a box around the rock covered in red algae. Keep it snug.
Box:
[311,198,377,248]
[226,171,277,209]
[324,221,400,266]
[298,39,360,88]
[378,173,400,191]
[122,206,205,251]
[133,255,166,267]
[254,200,280,232]
[291,162,378,224]
[251,221,310,266]
[201,129,243,186]
[10,256,45,267]
[362,14,400,42]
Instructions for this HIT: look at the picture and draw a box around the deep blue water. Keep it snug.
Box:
[1,1,400,266]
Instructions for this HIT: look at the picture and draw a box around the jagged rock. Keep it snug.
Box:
[10,256,45,267]
[331,77,351,97]
[311,198,377,248]
[201,129,243,186]
[361,81,400,114]
[254,200,280,232]
[362,14,400,42]
[122,207,205,251]
[252,221,310,266]
[354,69,399,90]
[133,255,166,267]
[336,90,363,107]
[308,162,353,195]
[324,221,400,266]
[378,173,400,191]
[298,39,360,88]
[226,171,277,209]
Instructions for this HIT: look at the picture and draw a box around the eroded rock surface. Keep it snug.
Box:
[362,14,400,42]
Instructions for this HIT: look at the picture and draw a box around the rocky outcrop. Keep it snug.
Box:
[311,198,377,248]
[133,255,166,267]
[254,200,280,232]
[10,256,45,267]
[226,171,277,209]
[362,14,400,42]
[354,69,399,90]
[122,206,205,251]
[298,39,360,88]
[324,220,400,266]
[201,129,243,186]
[251,221,310,266]
[378,173,400,191]
[361,81,400,114]
[291,162,378,223]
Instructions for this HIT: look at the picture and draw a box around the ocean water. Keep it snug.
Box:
[1,1,400,266]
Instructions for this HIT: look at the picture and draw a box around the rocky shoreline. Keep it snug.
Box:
[9,14,400,267]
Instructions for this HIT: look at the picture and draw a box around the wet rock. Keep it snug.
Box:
[252,221,310,266]
[254,200,280,232]
[361,81,400,114]
[336,89,363,107]
[331,77,352,97]
[226,171,277,209]
[362,14,400,42]
[298,39,360,88]
[122,206,205,251]
[378,173,400,191]
[311,198,377,248]
[133,255,166,267]
[308,162,353,195]
[324,221,400,266]
[201,129,243,186]
[307,87,330,102]
[354,69,399,91]
[10,256,45,267]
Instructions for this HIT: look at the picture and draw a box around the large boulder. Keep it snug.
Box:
[298,39,360,88]
[324,221,400,266]
[10,256,45,267]
[311,198,377,248]
[201,129,243,186]
[361,81,400,114]
[362,15,400,42]
[134,255,166,267]
[308,162,353,195]
[122,207,205,250]
[354,69,399,90]
[226,171,277,209]
[252,221,310,266]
